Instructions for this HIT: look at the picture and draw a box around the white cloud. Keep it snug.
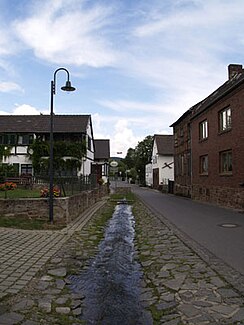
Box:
[13,0,119,67]
[0,81,23,93]
[92,113,142,157]
[12,104,49,115]
[111,119,142,157]
[0,104,48,115]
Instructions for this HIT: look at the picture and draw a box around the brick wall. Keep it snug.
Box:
[190,83,244,209]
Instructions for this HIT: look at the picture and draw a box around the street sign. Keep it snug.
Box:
[110,161,118,167]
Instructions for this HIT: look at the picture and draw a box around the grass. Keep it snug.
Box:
[0,188,41,199]
[110,192,135,203]
[0,215,65,230]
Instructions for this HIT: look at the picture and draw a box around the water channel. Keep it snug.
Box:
[69,202,150,324]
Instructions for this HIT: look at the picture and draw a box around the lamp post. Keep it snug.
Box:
[49,68,76,223]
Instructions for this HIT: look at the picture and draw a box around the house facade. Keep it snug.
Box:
[92,139,110,183]
[0,114,95,177]
[145,163,153,187]
[151,135,174,190]
[171,64,244,210]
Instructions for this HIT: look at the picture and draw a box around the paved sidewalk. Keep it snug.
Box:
[0,200,106,299]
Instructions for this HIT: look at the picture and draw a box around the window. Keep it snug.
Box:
[199,120,208,140]
[21,164,33,175]
[87,136,92,151]
[187,152,191,176]
[219,107,231,132]
[220,150,232,174]
[18,134,34,145]
[200,155,208,175]
[0,134,16,145]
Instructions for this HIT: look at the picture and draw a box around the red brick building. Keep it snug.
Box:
[171,64,244,210]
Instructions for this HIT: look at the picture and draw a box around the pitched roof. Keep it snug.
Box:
[191,72,244,119]
[0,115,91,133]
[154,135,174,155]
[94,139,110,159]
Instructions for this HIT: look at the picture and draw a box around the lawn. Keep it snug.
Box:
[0,188,41,199]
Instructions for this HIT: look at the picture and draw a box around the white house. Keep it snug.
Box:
[151,134,174,189]
[0,114,95,177]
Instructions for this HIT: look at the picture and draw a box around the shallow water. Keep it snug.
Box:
[69,203,150,324]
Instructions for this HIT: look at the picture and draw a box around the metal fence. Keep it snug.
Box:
[34,174,98,196]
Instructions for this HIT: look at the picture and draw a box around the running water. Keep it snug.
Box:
[69,202,150,324]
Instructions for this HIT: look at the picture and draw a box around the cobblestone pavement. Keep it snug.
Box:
[0,200,106,299]
[0,198,244,324]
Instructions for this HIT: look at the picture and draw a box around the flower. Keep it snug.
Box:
[0,182,17,191]
[40,186,60,197]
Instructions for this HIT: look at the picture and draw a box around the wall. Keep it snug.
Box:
[190,83,244,210]
[172,113,192,198]
[192,184,244,211]
[0,186,108,224]
[145,163,153,187]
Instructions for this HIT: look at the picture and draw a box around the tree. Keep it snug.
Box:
[123,148,136,170]
[123,135,153,184]
[134,135,153,184]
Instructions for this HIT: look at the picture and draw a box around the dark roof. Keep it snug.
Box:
[171,70,244,127]
[94,139,110,160]
[154,135,174,155]
[0,115,91,133]
[192,72,244,119]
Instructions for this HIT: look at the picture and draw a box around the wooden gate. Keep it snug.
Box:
[153,168,159,189]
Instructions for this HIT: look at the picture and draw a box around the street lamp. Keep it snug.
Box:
[49,67,76,223]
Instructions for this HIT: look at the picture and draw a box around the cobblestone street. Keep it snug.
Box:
[0,197,244,324]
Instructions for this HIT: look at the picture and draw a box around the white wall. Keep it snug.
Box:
[3,146,33,174]
[151,139,174,185]
[158,155,174,184]
[145,163,153,187]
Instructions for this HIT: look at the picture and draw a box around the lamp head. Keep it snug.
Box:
[61,80,76,92]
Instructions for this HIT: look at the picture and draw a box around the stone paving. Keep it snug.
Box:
[0,200,106,300]
[0,198,243,324]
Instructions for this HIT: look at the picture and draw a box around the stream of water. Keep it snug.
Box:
[69,203,150,324]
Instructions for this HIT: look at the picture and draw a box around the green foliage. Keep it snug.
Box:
[29,139,86,175]
[123,148,136,169]
[0,145,12,161]
[123,135,153,183]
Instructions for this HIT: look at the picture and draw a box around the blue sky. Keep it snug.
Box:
[1,0,244,156]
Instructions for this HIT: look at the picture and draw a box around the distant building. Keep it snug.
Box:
[151,135,174,190]
[92,139,110,183]
[171,64,244,210]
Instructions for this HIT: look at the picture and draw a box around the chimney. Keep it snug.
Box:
[228,64,243,79]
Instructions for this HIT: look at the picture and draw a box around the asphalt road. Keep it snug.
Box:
[130,185,244,276]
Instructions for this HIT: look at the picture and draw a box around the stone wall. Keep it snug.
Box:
[192,184,244,211]
[174,183,192,198]
[0,186,108,224]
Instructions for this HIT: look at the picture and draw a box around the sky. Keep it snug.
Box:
[1,0,244,157]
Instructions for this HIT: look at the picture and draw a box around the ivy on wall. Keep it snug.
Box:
[29,139,86,175]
